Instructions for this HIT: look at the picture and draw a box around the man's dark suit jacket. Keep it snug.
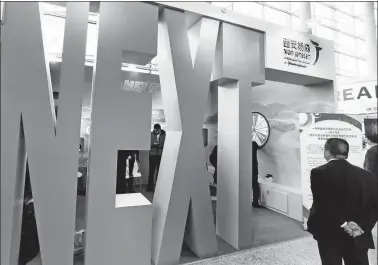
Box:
[307,159,378,249]
[252,141,259,176]
[364,145,378,176]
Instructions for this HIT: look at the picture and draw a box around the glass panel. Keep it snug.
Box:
[86,23,98,57]
[335,11,354,34]
[355,39,366,58]
[264,6,288,26]
[357,59,368,76]
[338,54,357,72]
[291,16,300,30]
[41,15,65,57]
[1,2,4,20]
[290,2,301,14]
[310,2,316,16]
[354,19,365,37]
[313,3,333,19]
[353,2,364,16]
[266,2,290,11]
[335,53,340,68]
[335,32,356,54]
[233,2,264,19]
[39,2,66,14]
[326,2,336,8]
[313,3,337,29]
[211,2,233,9]
[334,2,354,14]
[314,25,335,41]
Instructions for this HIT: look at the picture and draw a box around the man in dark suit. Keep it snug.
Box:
[364,134,378,177]
[308,138,378,265]
[147,124,166,192]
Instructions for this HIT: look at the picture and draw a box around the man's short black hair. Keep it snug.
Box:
[365,120,378,144]
[324,138,349,158]
[252,141,258,150]
[154,123,161,130]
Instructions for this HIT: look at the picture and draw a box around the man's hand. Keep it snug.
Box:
[343,221,364,237]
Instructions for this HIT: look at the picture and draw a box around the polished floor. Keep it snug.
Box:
[26,190,377,265]
[141,191,309,264]
[27,188,309,264]
[187,236,377,265]
[27,234,378,265]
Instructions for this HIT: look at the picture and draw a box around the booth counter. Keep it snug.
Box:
[259,177,303,222]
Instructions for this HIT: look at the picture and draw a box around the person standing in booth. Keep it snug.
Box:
[252,141,263,208]
[117,150,139,194]
[364,134,378,177]
[363,124,378,242]
[147,124,166,192]
[209,145,217,184]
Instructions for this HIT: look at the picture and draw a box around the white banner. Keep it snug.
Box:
[338,80,377,114]
[299,113,363,216]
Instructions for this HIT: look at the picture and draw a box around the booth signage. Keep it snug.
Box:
[152,109,165,122]
[282,37,322,68]
[338,81,378,114]
[122,79,160,94]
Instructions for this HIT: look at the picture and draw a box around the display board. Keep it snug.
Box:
[299,113,363,221]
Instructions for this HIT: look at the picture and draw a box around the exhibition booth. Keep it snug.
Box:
[2,2,375,265]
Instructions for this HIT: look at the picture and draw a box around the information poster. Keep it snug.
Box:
[299,113,363,222]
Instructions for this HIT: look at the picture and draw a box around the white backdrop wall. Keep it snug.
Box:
[204,80,335,189]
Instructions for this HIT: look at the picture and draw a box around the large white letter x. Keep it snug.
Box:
[152,9,219,265]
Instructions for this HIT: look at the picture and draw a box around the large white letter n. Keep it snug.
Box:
[1,3,89,265]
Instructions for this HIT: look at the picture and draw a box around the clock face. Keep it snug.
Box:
[252,112,270,148]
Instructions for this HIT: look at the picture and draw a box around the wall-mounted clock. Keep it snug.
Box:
[252,112,270,149]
